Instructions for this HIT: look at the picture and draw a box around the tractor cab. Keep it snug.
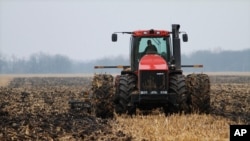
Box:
[112,28,188,72]
[130,30,172,71]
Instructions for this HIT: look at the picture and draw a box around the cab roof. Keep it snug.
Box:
[133,29,170,37]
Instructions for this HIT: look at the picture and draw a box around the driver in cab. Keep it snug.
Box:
[144,40,157,54]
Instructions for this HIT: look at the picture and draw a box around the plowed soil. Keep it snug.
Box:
[0,74,249,140]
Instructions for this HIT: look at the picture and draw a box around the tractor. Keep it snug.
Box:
[91,24,210,118]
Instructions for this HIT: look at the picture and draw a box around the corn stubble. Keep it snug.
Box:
[0,75,249,140]
[113,113,231,141]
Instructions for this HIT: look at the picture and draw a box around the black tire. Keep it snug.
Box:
[186,74,210,114]
[115,74,136,115]
[167,74,190,114]
[91,74,114,118]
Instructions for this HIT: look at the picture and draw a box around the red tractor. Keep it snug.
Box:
[91,24,210,118]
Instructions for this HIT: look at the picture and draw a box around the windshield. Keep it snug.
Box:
[137,37,170,61]
[138,37,167,53]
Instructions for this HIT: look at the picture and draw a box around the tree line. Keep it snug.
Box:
[0,53,72,73]
[182,49,250,72]
[0,49,249,74]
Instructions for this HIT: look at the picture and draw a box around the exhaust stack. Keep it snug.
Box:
[172,24,181,70]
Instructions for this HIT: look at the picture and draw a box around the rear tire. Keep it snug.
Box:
[114,74,136,115]
[186,74,210,114]
[91,74,114,118]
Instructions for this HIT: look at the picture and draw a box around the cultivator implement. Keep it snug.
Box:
[94,65,203,69]
[68,99,91,113]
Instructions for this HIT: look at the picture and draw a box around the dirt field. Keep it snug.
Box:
[0,73,249,140]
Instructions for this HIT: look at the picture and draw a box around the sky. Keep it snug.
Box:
[0,0,250,61]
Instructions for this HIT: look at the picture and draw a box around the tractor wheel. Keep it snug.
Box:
[167,74,190,114]
[186,74,210,114]
[114,74,136,115]
[91,74,114,118]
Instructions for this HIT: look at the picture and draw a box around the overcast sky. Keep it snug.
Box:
[0,0,250,61]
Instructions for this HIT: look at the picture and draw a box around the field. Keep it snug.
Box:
[0,73,250,140]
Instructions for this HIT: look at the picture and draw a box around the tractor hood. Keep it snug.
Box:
[139,54,168,70]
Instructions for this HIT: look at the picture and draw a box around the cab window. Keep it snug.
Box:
[137,37,169,61]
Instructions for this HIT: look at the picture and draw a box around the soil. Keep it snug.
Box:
[0,75,249,140]
[0,77,131,140]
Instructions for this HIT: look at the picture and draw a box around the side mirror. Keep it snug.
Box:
[182,34,188,42]
[112,33,117,42]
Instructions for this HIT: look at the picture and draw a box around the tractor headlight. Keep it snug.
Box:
[140,91,148,94]
[160,91,168,94]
